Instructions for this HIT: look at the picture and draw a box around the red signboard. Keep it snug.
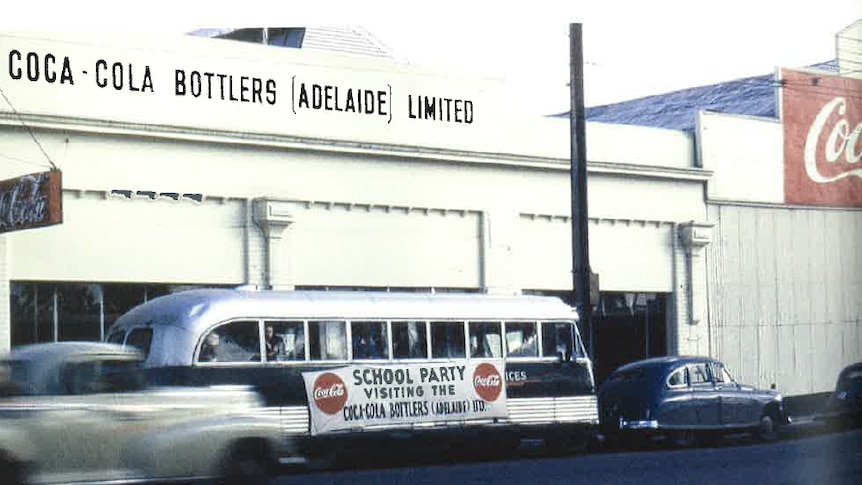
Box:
[781,69,862,207]
[0,170,63,234]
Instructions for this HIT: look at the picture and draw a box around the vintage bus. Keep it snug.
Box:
[106,288,599,463]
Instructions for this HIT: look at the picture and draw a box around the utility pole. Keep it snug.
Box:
[569,23,594,361]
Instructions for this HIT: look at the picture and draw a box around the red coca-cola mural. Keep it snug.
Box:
[782,68,862,207]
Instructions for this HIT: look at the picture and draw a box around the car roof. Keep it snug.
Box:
[3,342,141,362]
[614,355,719,373]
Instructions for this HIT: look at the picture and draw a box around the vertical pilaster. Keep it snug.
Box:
[480,209,520,295]
[253,199,295,291]
[678,221,714,356]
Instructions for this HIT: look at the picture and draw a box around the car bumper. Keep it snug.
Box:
[618,418,659,430]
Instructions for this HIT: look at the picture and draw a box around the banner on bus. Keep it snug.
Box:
[302,361,508,435]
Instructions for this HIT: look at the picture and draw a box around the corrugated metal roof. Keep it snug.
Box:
[188,26,399,60]
[554,60,839,132]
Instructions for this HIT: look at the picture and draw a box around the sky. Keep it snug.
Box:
[5,0,862,115]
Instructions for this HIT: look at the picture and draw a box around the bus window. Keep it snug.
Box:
[309,320,347,361]
[351,321,389,360]
[392,321,428,359]
[505,321,538,358]
[469,322,502,358]
[265,321,305,361]
[199,320,261,363]
[541,321,573,359]
[431,322,466,359]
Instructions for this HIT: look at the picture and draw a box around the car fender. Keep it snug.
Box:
[123,413,282,479]
[0,424,37,466]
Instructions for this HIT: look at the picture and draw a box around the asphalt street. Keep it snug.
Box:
[271,427,862,485]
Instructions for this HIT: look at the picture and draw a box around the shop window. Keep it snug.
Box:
[351,321,389,360]
[505,321,538,358]
[431,322,465,359]
[57,284,103,342]
[392,321,428,359]
[469,322,502,358]
[308,321,347,361]
[264,321,305,361]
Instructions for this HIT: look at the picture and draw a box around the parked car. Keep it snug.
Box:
[598,356,790,447]
[0,342,282,485]
[820,362,862,429]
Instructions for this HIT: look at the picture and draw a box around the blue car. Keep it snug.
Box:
[598,356,790,447]
[821,362,862,429]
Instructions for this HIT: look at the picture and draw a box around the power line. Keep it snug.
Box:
[0,84,58,171]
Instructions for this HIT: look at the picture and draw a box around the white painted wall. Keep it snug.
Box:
[707,204,862,396]
[698,111,784,204]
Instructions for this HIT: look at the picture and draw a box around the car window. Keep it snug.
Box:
[689,363,711,385]
[126,328,153,358]
[106,328,125,344]
[62,359,145,395]
[668,367,688,388]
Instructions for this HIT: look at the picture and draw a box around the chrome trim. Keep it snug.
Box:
[620,419,659,430]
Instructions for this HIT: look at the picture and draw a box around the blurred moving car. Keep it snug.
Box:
[598,356,790,447]
[820,362,862,429]
[0,342,282,485]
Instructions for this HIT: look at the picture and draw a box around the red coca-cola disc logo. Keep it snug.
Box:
[472,363,503,402]
[312,372,348,415]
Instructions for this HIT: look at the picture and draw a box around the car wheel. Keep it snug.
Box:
[0,454,25,485]
[669,429,697,448]
[755,413,779,442]
[220,441,272,485]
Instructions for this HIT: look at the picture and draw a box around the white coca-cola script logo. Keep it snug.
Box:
[313,383,345,399]
[312,372,348,415]
[804,97,862,184]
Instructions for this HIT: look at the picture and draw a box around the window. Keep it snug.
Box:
[468,322,502,358]
[689,363,711,385]
[106,328,125,344]
[505,321,538,358]
[61,359,145,394]
[198,320,261,363]
[125,328,153,358]
[351,321,389,360]
[542,321,574,359]
[431,322,465,359]
[309,321,347,361]
[668,367,688,387]
[392,321,428,359]
[265,321,305,361]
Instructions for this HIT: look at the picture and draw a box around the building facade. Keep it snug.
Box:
[0,31,715,383]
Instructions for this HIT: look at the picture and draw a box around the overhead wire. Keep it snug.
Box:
[0,83,58,171]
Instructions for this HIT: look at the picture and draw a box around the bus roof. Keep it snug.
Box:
[115,288,578,332]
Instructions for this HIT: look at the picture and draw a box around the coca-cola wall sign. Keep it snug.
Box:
[302,362,507,435]
[0,170,62,234]
[781,68,862,207]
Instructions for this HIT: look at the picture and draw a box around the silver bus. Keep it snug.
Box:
[107,288,598,463]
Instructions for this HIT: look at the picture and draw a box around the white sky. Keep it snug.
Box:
[6,0,862,114]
